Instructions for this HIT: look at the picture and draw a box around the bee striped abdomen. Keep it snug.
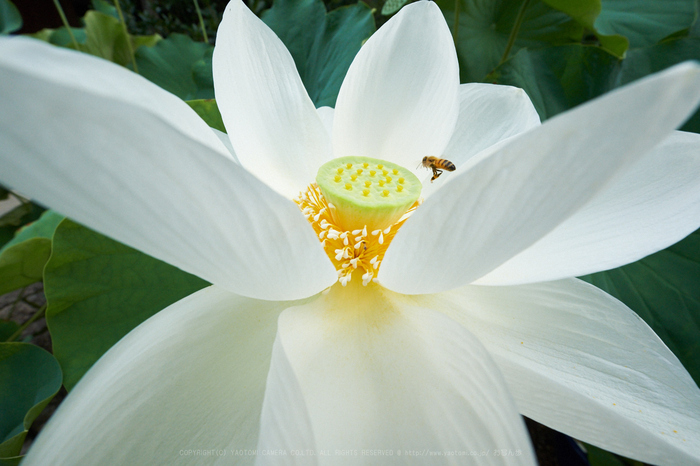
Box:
[439,159,456,171]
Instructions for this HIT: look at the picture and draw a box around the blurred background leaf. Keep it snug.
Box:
[262,0,375,107]
[186,99,226,132]
[134,33,213,99]
[30,10,161,67]
[540,0,628,57]
[381,0,408,16]
[594,0,696,48]
[0,0,21,35]
[487,44,621,120]
[0,200,44,250]
[0,211,63,296]
[44,219,208,390]
[0,343,62,463]
[436,0,583,82]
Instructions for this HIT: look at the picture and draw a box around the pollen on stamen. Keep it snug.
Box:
[363,162,369,168]
[345,183,352,190]
[295,182,419,287]
[351,174,358,181]
[334,175,341,182]
[364,181,371,187]
[337,168,344,174]
[346,163,353,169]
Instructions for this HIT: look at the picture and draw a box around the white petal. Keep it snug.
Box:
[24,286,291,465]
[478,131,700,285]
[256,334,317,466]
[0,38,227,157]
[421,83,540,195]
[0,37,337,301]
[379,62,700,294]
[332,1,459,171]
[256,281,536,465]
[213,0,331,198]
[316,106,334,140]
[212,128,240,163]
[447,84,540,161]
[431,279,700,465]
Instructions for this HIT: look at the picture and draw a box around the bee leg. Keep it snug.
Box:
[430,167,442,182]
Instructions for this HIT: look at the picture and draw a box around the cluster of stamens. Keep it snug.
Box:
[295,183,420,286]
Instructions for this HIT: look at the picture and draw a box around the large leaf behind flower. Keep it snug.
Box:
[44,220,208,390]
[262,0,375,107]
[0,202,44,250]
[488,44,621,120]
[186,99,226,133]
[436,0,582,83]
[0,210,63,295]
[0,343,62,464]
[31,11,160,68]
[581,229,700,387]
[595,0,696,48]
[0,0,21,35]
[539,0,628,57]
[134,34,214,101]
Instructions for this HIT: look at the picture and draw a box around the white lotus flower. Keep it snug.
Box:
[2,1,700,464]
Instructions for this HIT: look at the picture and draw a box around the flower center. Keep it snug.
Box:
[295,156,421,287]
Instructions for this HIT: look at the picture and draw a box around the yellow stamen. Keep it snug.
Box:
[296,183,420,287]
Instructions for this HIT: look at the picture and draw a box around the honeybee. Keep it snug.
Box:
[421,156,456,182]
